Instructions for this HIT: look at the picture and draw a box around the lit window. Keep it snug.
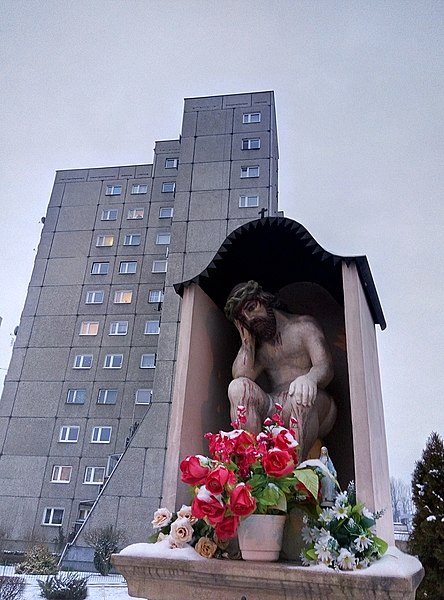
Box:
[165,158,178,169]
[91,262,109,275]
[140,353,156,369]
[103,354,123,369]
[101,209,118,221]
[96,235,114,247]
[152,260,167,273]
[161,182,175,193]
[136,389,153,405]
[73,354,93,369]
[66,389,86,404]
[127,208,144,220]
[123,234,141,246]
[144,319,160,335]
[97,389,118,405]
[119,261,137,274]
[113,290,133,304]
[51,466,72,483]
[84,467,106,484]
[242,138,260,150]
[148,289,163,303]
[131,184,148,194]
[42,507,64,526]
[59,426,80,443]
[159,207,173,218]
[105,185,122,196]
[109,321,128,335]
[156,232,171,245]
[243,112,261,124]
[85,290,104,304]
[79,321,99,336]
[240,166,260,178]
[239,195,259,208]
[91,426,112,443]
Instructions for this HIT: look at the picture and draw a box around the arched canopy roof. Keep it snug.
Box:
[174,217,386,329]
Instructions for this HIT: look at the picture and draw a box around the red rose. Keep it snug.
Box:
[230,430,256,453]
[180,455,211,486]
[191,487,226,525]
[273,429,299,461]
[262,448,295,477]
[229,483,256,516]
[215,515,240,541]
[206,465,236,494]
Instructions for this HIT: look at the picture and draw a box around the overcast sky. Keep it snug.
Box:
[1,0,442,485]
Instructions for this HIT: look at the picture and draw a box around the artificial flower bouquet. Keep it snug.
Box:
[300,481,388,570]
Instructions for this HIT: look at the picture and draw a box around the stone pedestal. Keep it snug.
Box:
[112,545,423,600]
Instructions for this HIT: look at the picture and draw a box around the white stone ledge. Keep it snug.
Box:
[112,545,423,600]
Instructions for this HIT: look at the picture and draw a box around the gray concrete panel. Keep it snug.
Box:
[77,495,119,532]
[156,322,178,361]
[101,314,135,347]
[127,346,158,382]
[3,347,25,381]
[185,220,226,252]
[120,204,149,228]
[87,167,120,180]
[189,189,229,221]
[94,347,130,382]
[175,162,192,192]
[44,257,87,286]
[13,381,62,417]
[118,166,135,178]
[49,417,87,457]
[65,348,98,382]
[229,158,270,188]
[51,231,94,258]
[134,284,163,315]
[0,381,17,417]
[164,253,183,287]
[196,109,232,135]
[56,169,89,183]
[48,182,65,207]
[83,257,115,285]
[101,447,145,497]
[63,181,102,206]
[180,111,197,137]
[37,285,81,316]
[141,447,167,496]
[231,131,271,161]
[191,162,230,191]
[73,315,106,347]
[176,136,194,164]
[152,361,174,403]
[43,207,60,231]
[194,135,231,163]
[0,496,43,541]
[222,93,252,108]
[13,316,34,348]
[105,288,137,316]
[169,192,189,222]
[167,221,186,253]
[116,230,146,254]
[94,203,123,229]
[29,315,77,347]
[252,91,273,105]
[131,315,160,346]
[159,287,180,323]
[135,164,153,178]
[29,259,46,286]
[0,455,47,496]
[56,205,97,231]
[182,252,215,281]
[40,456,81,498]
[233,105,271,133]
[3,417,55,455]
[184,96,222,112]
[35,497,73,539]
[21,286,41,316]
[116,496,159,543]
[36,233,53,259]
[0,418,7,451]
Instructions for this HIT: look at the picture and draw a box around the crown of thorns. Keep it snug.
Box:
[224,280,274,321]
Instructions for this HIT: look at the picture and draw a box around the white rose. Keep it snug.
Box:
[151,507,172,529]
[169,517,193,547]
[177,504,198,524]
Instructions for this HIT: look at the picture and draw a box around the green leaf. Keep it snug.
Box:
[304,547,317,561]
[373,536,388,556]
[294,468,319,499]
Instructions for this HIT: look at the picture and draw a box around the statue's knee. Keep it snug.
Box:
[228,377,249,402]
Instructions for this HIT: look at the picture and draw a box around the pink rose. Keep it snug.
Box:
[191,486,226,525]
[215,515,240,541]
[262,448,295,477]
[229,483,256,516]
[180,455,211,485]
[206,465,236,494]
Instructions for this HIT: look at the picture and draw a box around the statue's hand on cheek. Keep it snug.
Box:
[234,319,255,347]
[288,375,317,407]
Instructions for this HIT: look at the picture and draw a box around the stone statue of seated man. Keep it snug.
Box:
[224,281,337,461]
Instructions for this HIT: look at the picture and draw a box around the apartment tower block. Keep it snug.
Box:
[0,92,279,549]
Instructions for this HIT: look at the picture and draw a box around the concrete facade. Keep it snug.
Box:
[0,92,279,553]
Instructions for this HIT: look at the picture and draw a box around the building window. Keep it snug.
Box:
[85,290,104,304]
[78,507,91,522]
[66,389,86,404]
[96,235,114,247]
[144,319,160,335]
[239,195,260,208]
[105,185,122,196]
[119,261,137,274]
[79,321,99,336]
[127,208,144,220]
[242,138,260,150]
[103,354,123,369]
[159,207,173,218]
[84,467,106,485]
[135,389,153,405]
[51,466,72,484]
[240,166,260,178]
[243,112,261,124]
[165,158,179,169]
[97,389,118,404]
[101,209,118,221]
[73,354,93,369]
[140,353,156,369]
[156,232,171,245]
[131,184,148,194]
[42,507,64,526]
[91,426,112,443]
[148,289,163,304]
[91,262,109,275]
[113,290,133,304]
[59,426,80,443]
[123,234,141,246]
[152,260,167,273]
[161,181,176,193]
[109,321,128,336]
